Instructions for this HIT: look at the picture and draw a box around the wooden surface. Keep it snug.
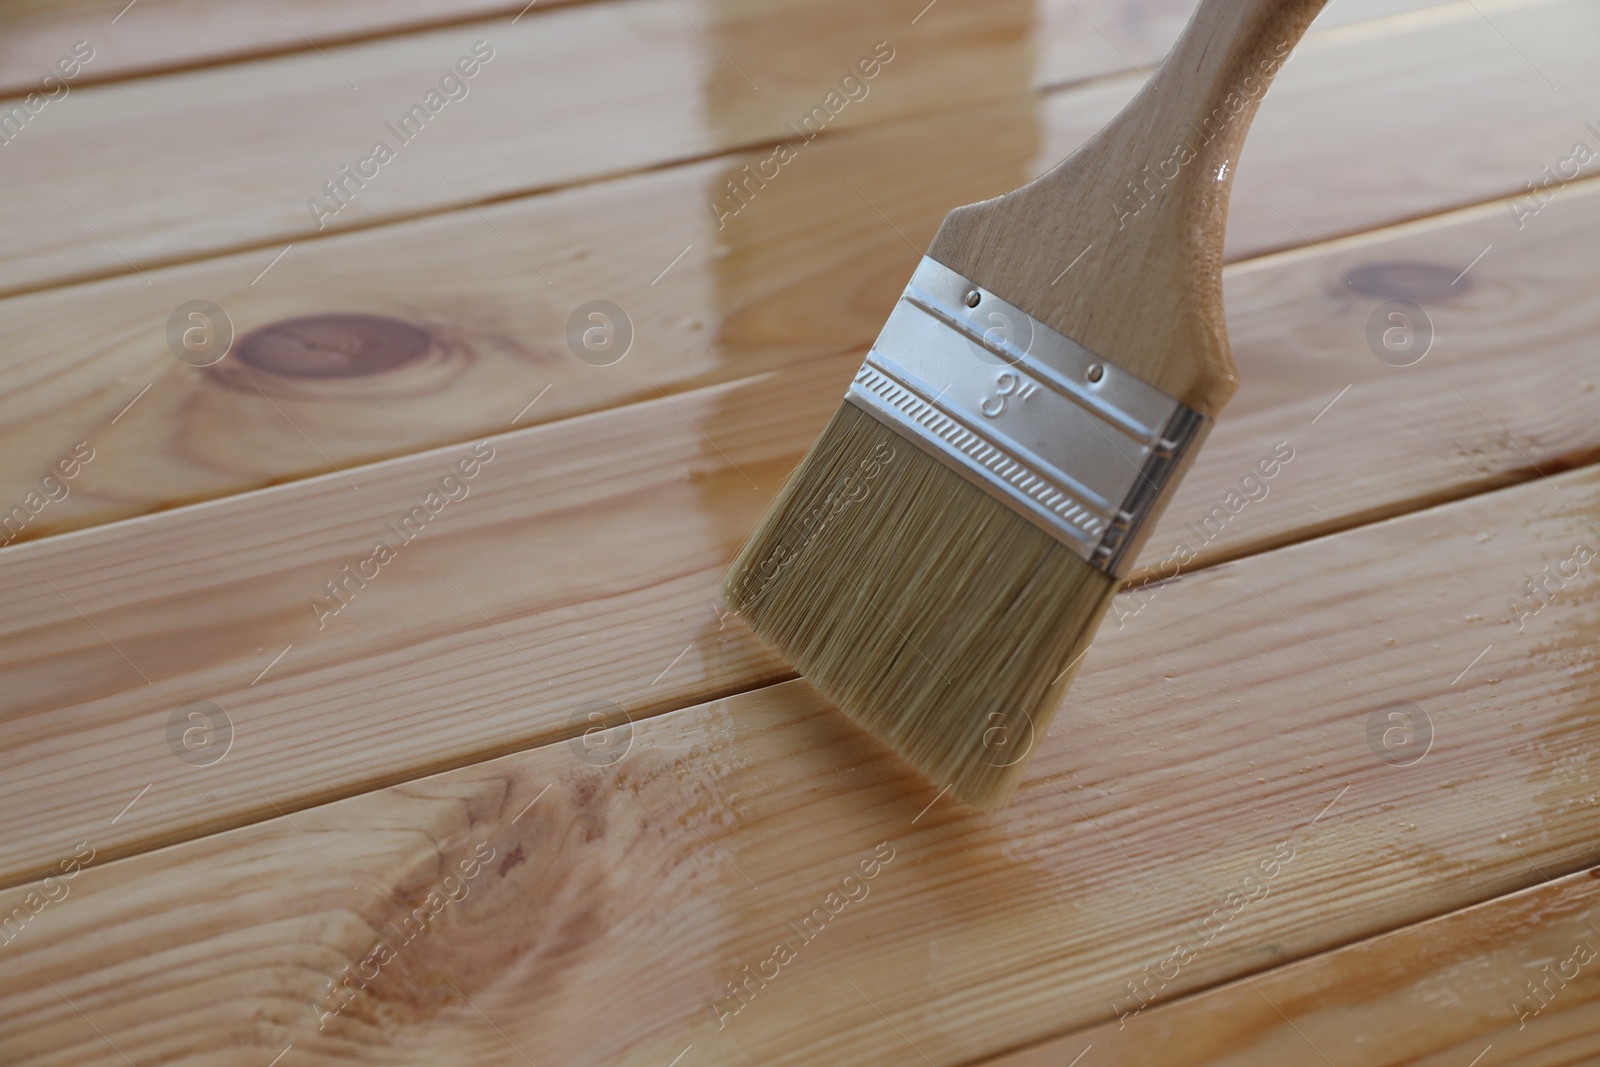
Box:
[982,867,1600,1066]
[0,0,1450,99]
[0,0,584,97]
[4,5,1599,538]
[2,0,1598,1064]
[5,464,1600,1064]
[3,174,1599,891]
[0,0,1592,298]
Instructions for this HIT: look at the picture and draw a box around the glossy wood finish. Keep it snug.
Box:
[3,15,1598,541]
[1,173,1598,894]
[0,0,1465,100]
[1134,176,1600,590]
[0,0,1591,300]
[0,0,581,97]
[2,3,1597,1065]
[3,463,1598,1064]
[0,0,1048,297]
[0,0,1451,101]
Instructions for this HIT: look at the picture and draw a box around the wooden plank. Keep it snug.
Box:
[0,0,580,98]
[0,97,1067,542]
[0,0,1094,297]
[1030,0,1457,91]
[0,0,1589,297]
[1,173,1598,892]
[1120,174,1600,605]
[0,0,1456,101]
[5,61,1600,550]
[3,462,1598,1065]
[980,868,1600,1067]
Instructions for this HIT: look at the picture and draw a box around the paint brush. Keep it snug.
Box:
[721,0,1329,809]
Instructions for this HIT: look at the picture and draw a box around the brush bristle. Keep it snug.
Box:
[721,401,1118,809]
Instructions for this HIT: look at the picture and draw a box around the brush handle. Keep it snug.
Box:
[928,0,1329,417]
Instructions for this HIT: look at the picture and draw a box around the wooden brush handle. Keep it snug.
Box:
[929,0,1329,417]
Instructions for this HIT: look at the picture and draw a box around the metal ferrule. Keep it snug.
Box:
[844,256,1209,578]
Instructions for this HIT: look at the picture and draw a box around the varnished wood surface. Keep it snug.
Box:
[0,0,1068,297]
[0,0,1451,101]
[0,176,1597,894]
[982,868,1600,1066]
[1142,177,1600,584]
[0,0,583,97]
[4,41,1599,543]
[3,463,1598,1064]
[2,3,1597,1065]
[0,0,1591,299]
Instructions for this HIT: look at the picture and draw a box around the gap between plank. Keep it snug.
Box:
[0,0,598,101]
[9,165,1600,562]
[7,3,1579,307]
[946,852,1600,1067]
[4,454,1597,899]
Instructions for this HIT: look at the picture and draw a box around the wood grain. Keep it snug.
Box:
[0,0,584,98]
[3,462,1598,1065]
[0,0,1466,101]
[0,0,1050,296]
[981,868,1600,1066]
[0,0,1452,100]
[0,98,1055,543]
[2,4,1589,1063]
[1124,175,1600,603]
[6,71,1600,548]
[0,174,1598,893]
[0,0,1590,298]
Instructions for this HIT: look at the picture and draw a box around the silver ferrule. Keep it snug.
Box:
[844,257,1209,578]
